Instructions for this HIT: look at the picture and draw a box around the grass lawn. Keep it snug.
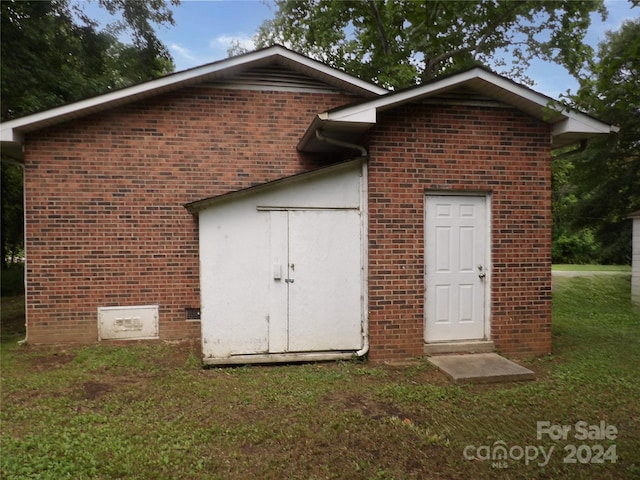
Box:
[552,264,631,272]
[1,275,639,479]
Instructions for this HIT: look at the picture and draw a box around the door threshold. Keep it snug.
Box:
[424,340,494,355]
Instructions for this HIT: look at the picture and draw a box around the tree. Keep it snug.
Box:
[1,162,23,268]
[248,0,606,88]
[1,0,178,120]
[1,0,179,266]
[557,17,640,263]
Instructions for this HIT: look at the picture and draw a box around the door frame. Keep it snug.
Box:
[424,191,492,343]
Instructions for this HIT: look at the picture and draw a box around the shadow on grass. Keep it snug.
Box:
[1,263,26,342]
[1,296,25,342]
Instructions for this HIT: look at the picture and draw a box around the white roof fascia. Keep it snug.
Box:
[472,68,561,114]
[552,115,620,138]
[2,48,280,136]
[324,68,557,122]
[0,45,386,142]
[275,50,388,96]
[320,67,616,144]
[323,68,480,121]
[0,127,22,144]
[318,109,377,124]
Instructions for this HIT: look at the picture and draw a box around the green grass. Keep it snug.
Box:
[1,276,639,479]
[552,264,631,272]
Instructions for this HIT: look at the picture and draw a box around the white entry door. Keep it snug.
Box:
[269,209,363,353]
[425,195,488,342]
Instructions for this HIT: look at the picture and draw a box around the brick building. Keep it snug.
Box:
[0,46,616,363]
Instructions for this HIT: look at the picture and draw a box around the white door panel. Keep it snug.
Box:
[425,195,487,342]
[268,211,289,353]
[269,209,363,353]
[288,209,362,352]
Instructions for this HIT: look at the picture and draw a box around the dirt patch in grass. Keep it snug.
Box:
[27,350,76,370]
[80,380,110,400]
[330,392,412,420]
[2,281,639,480]
[2,339,638,479]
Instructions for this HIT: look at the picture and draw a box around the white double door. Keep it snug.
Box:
[425,195,488,342]
[268,209,363,353]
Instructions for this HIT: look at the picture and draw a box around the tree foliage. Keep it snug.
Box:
[1,0,178,266]
[1,0,178,120]
[249,0,605,88]
[252,0,636,264]
[1,162,24,268]
[553,16,640,264]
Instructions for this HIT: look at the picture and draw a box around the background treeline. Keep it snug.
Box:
[2,0,639,275]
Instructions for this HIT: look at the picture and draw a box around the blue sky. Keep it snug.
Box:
[92,0,638,98]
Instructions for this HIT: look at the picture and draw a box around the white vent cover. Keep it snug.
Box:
[98,305,159,340]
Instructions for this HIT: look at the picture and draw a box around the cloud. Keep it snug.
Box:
[170,44,200,63]
[168,35,258,71]
[210,34,256,53]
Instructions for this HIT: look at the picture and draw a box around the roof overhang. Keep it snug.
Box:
[1,45,387,162]
[185,158,363,214]
[298,67,619,153]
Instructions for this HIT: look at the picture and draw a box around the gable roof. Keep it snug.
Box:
[1,49,617,160]
[298,66,618,152]
[0,45,387,161]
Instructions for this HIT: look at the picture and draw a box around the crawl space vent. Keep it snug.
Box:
[98,305,159,340]
[185,308,201,321]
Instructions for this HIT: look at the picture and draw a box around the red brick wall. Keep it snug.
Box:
[367,104,552,361]
[23,88,358,344]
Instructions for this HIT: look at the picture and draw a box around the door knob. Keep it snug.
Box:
[285,278,295,284]
[478,265,486,279]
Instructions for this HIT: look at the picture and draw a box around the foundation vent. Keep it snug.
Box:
[98,305,159,340]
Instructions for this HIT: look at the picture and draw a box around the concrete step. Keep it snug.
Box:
[427,353,535,384]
